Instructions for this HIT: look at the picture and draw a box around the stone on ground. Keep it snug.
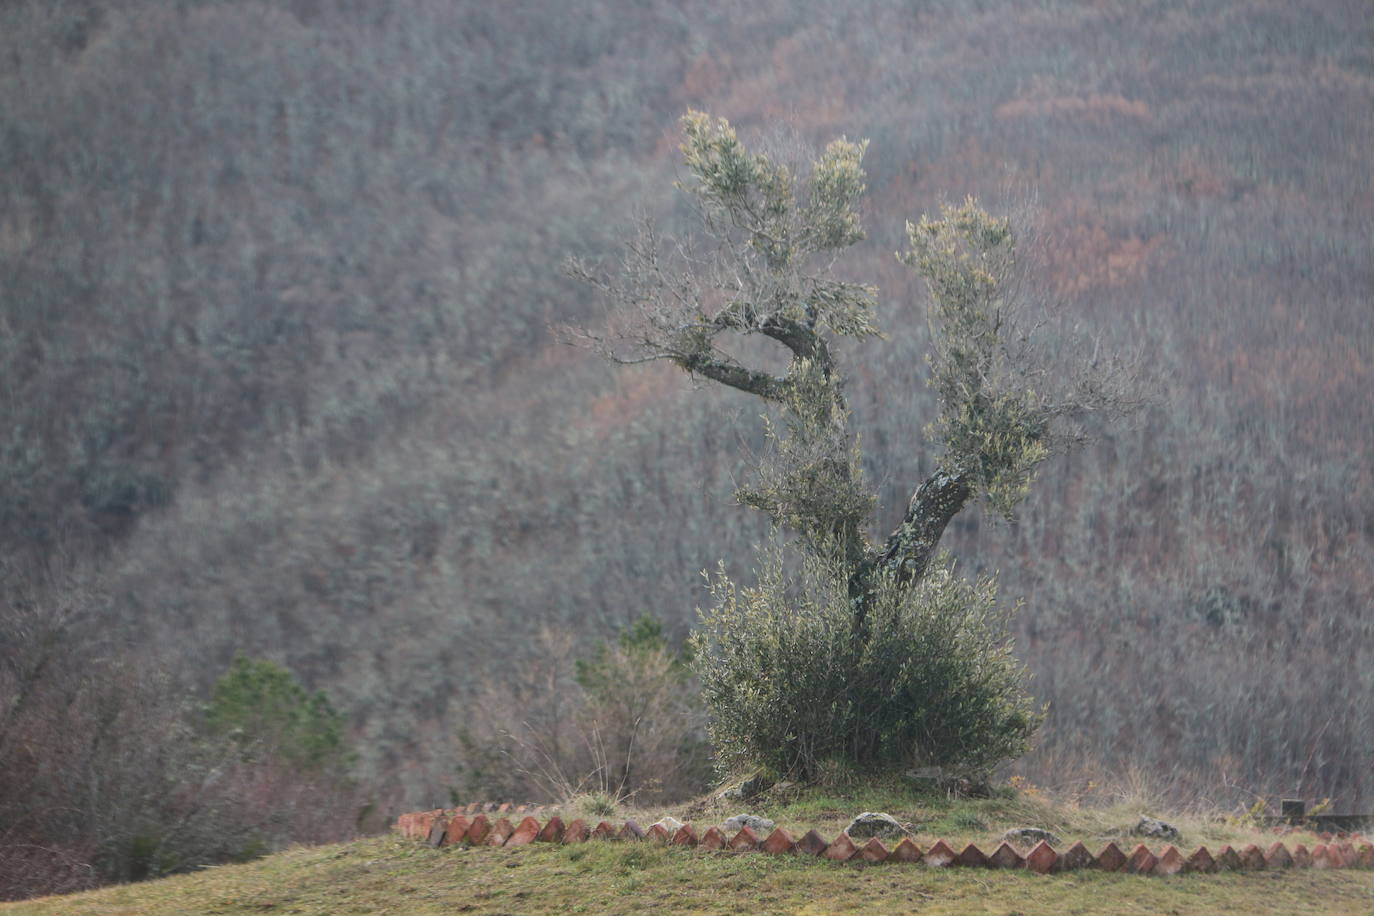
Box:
[845,812,906,840]
[1133,815,1181,841]
[724,813,775,834]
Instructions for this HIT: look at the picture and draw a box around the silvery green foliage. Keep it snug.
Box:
[901,199,1137,518]
[692,545,1041,781]
[575,115,1143,779]
[575,114,1138,624]
[567,113,881,578]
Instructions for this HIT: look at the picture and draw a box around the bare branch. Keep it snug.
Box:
[680,350,789,401]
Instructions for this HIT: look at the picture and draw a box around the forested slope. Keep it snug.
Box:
[3,0,1372,897]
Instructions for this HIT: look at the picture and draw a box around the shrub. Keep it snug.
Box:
[0,593,361,902]
[573,615,709,801]
[452,619,709,806]
[692,546,1041,782]
[206,654,350,773]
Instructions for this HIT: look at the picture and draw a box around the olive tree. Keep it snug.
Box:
[569,112,1136,778]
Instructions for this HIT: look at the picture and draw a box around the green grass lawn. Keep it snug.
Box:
[6,833,1374,916]
[8,782,1373,914]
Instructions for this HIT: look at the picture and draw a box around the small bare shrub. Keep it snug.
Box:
[452,619,708,806]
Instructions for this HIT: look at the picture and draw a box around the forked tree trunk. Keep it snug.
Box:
[848,469,972,628]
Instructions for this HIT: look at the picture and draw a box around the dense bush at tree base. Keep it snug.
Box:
[694,549,1040,782]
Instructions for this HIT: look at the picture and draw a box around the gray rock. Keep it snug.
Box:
[1003,827,1061,847]
[652,816,684,835]
[1133,815,1181,841]
[717,772,773,801]
[723,813,775,834]
[844,811,906,840]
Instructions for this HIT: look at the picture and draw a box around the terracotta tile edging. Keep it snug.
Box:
[1060,841,1094,871]
[988,842,1024,870]
[859,837,890,864]
[795,829,828,856]
[923,839,959,867]
[464,814,491,845]
[535,816,565,843]
[1186,846,1217,873]
[1156,846,1186,875]
[485,817,515,846]
[823,833,859,863]
[507,816,541,846]
[393,809,1363,877]
[699,826,726,850]
[761,828,796,855]
[891,837,923,864]
[1024,840,1057,874]
[728,826,761,851]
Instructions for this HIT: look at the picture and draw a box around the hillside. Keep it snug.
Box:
[9,786,1374,916]
[3,0,1374,900]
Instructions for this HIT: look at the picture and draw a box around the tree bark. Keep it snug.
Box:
[848,469,972,627]
[759,315,832,374]
[679,351,788,401]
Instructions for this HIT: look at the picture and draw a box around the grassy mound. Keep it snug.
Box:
[9,784,1374,915]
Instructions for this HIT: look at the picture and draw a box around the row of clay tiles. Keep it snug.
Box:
[394,810,1374,876]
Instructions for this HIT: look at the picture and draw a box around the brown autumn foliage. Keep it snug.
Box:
[2,0,1372,897]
